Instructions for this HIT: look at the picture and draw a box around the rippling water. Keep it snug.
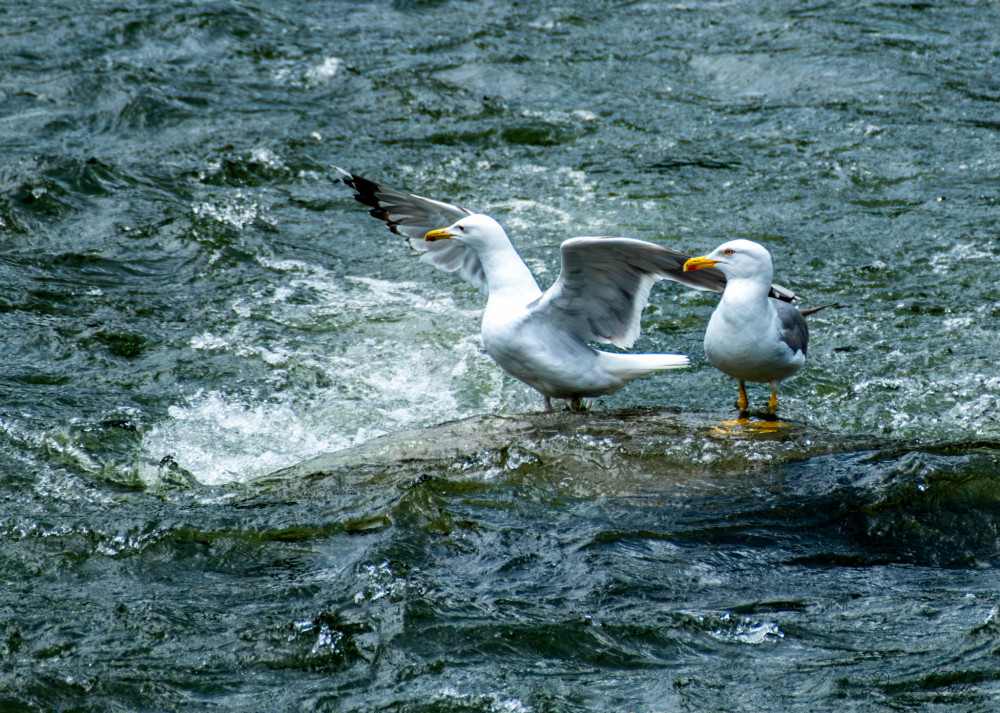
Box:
[2,1,1000,710]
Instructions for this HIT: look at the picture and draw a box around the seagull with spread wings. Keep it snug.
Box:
[336,169,797,412]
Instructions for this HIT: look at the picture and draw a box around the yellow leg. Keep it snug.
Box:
[737,380,749,412]
[768,385,779,415]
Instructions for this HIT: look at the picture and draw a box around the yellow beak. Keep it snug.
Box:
[423,228,454,242]
[683,255,719,272]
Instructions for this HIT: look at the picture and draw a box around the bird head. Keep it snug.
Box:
[683,239,774,282]
[423,214,508,249]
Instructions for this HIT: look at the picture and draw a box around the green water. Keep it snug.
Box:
[2,0,1000,710]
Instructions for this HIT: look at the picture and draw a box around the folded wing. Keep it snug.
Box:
[774,298,809,357]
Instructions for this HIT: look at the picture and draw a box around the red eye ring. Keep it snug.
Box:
[724,249,734,255]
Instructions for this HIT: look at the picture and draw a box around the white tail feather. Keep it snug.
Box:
[596,351,690,381]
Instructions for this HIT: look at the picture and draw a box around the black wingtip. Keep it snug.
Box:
[333,167,409,235]
[332,167,387,210]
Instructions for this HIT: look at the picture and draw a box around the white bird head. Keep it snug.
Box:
[682,238,774,284]
[423,214,509,250]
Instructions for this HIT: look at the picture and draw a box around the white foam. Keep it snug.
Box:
[191,332,229,350]
[138,346,494,484]
[191,191,263,229]
[140,390,353,486]
[710,613,784,645]
[250,146,285,170]
[485,198,573,230]
[833,364,1000,438]
[439,687,531,713]
[138,260,498,485]
[272,56,344,87]
[305,57,342,82]
[929,242,995,275]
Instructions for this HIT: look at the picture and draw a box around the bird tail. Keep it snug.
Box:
[596,351,690,381]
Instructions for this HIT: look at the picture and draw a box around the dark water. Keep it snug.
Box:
[2,0,1000,710]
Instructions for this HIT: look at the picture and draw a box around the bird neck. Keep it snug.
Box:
[720,276,772,313]
[478,241,541,300]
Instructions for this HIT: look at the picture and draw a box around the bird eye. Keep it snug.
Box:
[457,225,465,231]
[724,249,734,255]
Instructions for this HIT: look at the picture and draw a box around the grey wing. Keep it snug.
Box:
[530,237,717,348]
[774,298,809,356]
[335,168,487,292]
[531,233,797,306]
[634,238,797,302]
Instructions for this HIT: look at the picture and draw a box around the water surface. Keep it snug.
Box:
[2,1,1000,710]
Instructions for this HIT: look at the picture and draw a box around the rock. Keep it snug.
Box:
[250,408,883,499]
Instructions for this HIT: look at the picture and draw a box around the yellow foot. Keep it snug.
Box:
[768,386,779,415]
[737,381,749,413]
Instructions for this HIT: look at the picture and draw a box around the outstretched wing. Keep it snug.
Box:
[531,237,797,348]
[528,237,722,348]
[335,168,487,291]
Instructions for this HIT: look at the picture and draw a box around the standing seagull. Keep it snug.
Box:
[683,239,820,415]
[336,170,796,411]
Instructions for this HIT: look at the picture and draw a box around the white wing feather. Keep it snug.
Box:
[530,237,721,348]
[335,168,487,292]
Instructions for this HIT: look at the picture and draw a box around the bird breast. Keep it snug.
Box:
[704,304,803,383]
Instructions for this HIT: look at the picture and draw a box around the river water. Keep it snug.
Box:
[2,0,1000,710]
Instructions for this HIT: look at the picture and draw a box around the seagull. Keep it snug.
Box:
[683,239,823,415]
[336,169,797,411]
